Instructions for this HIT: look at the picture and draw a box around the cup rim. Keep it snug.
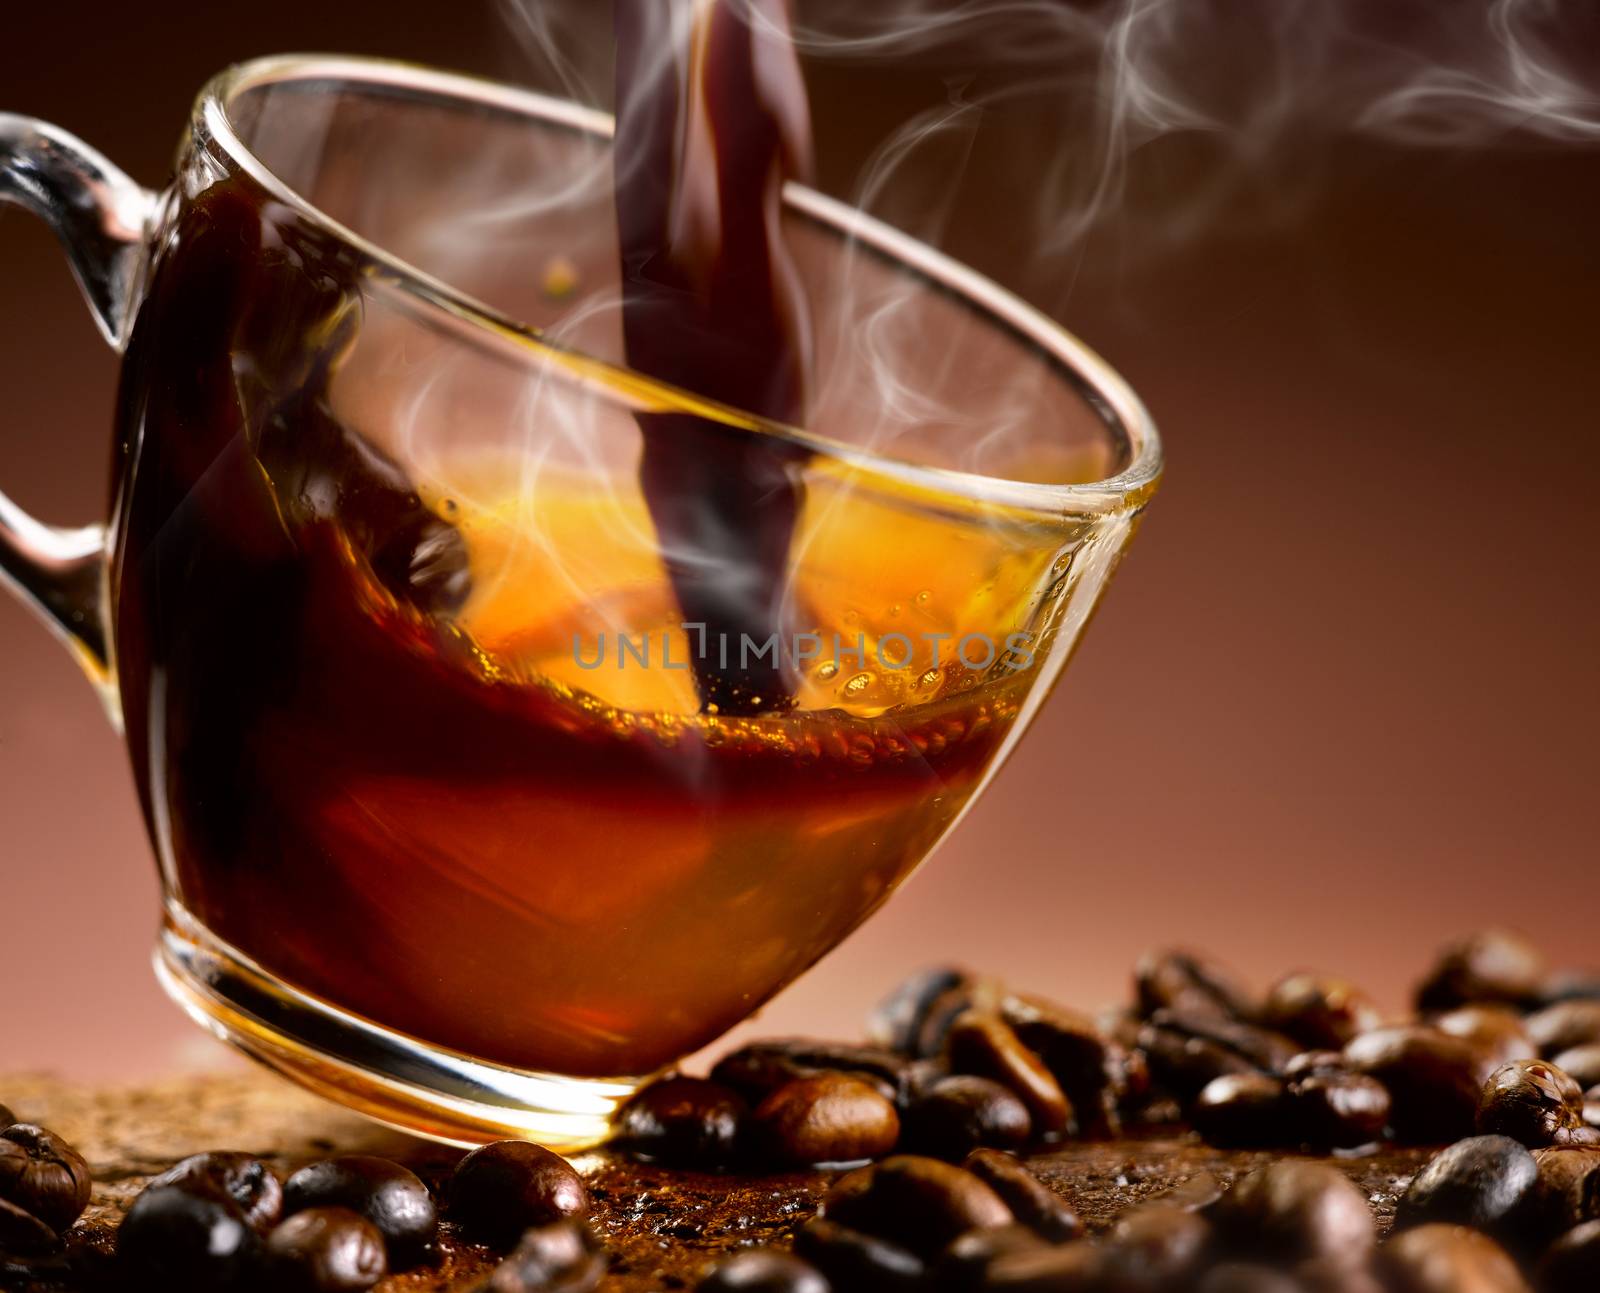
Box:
[191,53,1162,519]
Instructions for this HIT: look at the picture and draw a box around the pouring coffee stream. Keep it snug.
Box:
[613,0,815,715]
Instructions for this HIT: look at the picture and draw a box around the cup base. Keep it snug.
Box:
[155,908,643,1149]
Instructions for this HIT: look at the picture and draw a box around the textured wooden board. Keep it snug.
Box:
[2,1070,1435,1290]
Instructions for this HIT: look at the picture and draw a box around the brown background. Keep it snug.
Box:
[2,2,1596,1080]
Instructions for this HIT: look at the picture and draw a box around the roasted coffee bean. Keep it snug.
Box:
[901,1076,1031,1161]
[284,1156,437,1267]
[1477,1060,1590,1148]
[1433,1006,1538,1069]
[1000,993,1141,1137]
[1197,1264,1302,1293]
[1193,1073,1290,1148]
[118,1182,260,1288]
[695,1249,829,1293]
[821,1155,1012,1258]
[1289,1069,1392,1150]
[265,1206,387,1292]
[1105,1202,1212,1288]
[0,1107,12,1132]
[946,1011,1072,1137]
[752,1074,900,1167]
[1525,1147,1600,1241]
[1393,1135,1537,1235]
[1296,1257,1387,1293]
[1213,1162,1375,1269]
[1538,1219,1600,1293]
[711,1040,911,1105]
[1344,1026,1495,1143]
[0,1125,91,1233]
[0,1195,58,1257]
[793,1218,925,1293]
[1541,972,1600,1004]
[980,1240,1105,1291]
[1526,1002,1600,1059]
[936,1225,1049,1290]
[1264,973,1383,1051]
[612,1077,746,1169]
[1551,1045,1600,1092]
[962,1149,1082,1241]
[475,1219,605,1293]
[1162,1170,1226,1212]
[868,967,975,1056]
[1137,949,1256,1021]
[1381,1224,1529,1293]
[448,1140,588,1245]
[147,1151,283,1234]
[1416,930,1547,1013]
[1139,1009,1300,1099]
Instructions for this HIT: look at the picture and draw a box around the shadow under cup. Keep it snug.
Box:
[113,58,1159,1146]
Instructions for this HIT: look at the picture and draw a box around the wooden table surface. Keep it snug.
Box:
[2,1070,1435,1291]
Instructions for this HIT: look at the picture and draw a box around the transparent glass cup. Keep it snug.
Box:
[0,56,1160,1146]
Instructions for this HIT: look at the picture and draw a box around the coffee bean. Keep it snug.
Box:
[999,993,1142,1137]
[821,1155,1012,1258]
[1197,1263,1302,1293]
[474,1219,605,1293]
[711,1041,911,1105]
[962,1150,1082,1241]
[284,1156,437,1268]
[0,1125,91,1234]
[1137,949,1257,1021]
[1393,1135,1537,1235]
[1540,973,1600,1006]
[1162,1170,1226,1212]
[901,1076,1031,1161]
[1265,973,1383,1051]
[1433,1006,1538,1069]
[793,1218,925,1293]
[1140,1010,1300,1100]
[1296,1256,1387,1293]
[1525,1147,1600,1241]
[935,1224,1049,1290]
[1344,1026,1495,1143]
[868,967,975,1056]
[118,1183,260,1288]
[695,1249,829,1293]
[612,1077,747,1169]
[0,1107,12,1132]
[980,1240,1105,1291]
[0,1195,58,1257]
[946,1011,1072,1137]
[752,1074,900,1167]
[1193,1073,1290,1148]
[449,1140,588,1246]
[147,1151,283,1234]
[1289,1070,1392,1151]
[1381,1224,1529,1293]
[1551,1046,1600,1092]
[265,1206,387,1292]
[1213,1162,1375,1270]
[1477,1060,1590,1148]
[1105,1202,1212,1288]
[1526,1002,1600,1059]
[1539,1219,1600,1293]
[1416,930,1547,1013]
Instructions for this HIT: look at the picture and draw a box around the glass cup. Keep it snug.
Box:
[0,56,1160,1146]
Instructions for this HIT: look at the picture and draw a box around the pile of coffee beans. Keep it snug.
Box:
[621,930,1600,1290]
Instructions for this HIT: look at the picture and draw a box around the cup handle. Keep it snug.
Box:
[0,115,156,683]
